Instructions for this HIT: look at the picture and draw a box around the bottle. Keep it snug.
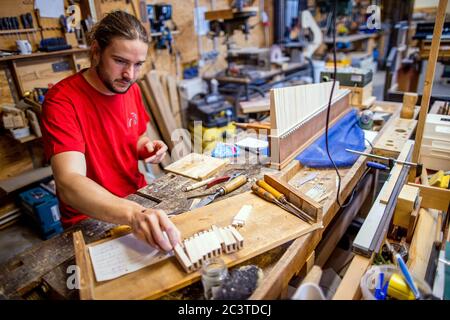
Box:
[201,257,228,300]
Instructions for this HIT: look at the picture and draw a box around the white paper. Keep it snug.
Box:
[35,0,65,18]
[88,233,171,282]
[236,137,269,150]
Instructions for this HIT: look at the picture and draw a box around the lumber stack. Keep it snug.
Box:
[139,70,191,161]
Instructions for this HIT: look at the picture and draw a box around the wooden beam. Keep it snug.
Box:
[409,0,448,181]
[332,254,372,300]
[408,208,439,280]
[72,231,95,300]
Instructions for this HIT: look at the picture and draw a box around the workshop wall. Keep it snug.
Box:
[0,0,271,180]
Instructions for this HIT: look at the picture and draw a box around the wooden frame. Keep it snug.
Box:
[264,164,323,224]
[269,89,351,170]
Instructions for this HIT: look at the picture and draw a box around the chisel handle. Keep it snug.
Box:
[251,184,277,203]
[221,175,247,194]
[183,177,215,192]
[256,179,285,202]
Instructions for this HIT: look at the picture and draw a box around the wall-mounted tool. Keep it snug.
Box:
[191,175,248,209]
[147,3,176,53]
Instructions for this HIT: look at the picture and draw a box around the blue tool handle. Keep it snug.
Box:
[396,253,421,299]
[367,161,388,170]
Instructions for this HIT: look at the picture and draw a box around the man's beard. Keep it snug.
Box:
[96,63,133,94]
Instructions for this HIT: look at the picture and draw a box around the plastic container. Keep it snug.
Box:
[360,265,432,300]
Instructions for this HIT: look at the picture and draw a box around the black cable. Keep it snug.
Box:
[365,138,374,149]
[323,0,375,209]
[324,0,354,208]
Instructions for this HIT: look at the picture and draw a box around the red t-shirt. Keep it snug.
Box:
[41,71,150,227]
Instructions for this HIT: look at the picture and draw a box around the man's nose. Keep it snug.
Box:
[122,64,133,80]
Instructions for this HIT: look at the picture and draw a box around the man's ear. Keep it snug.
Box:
[90,40,101,66]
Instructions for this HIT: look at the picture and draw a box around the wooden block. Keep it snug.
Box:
[397,184,420,212]
[227,226,244,249]
[393,184,420,228]
[174,243,193,272]
[164,153,229,181]
[401,92,418,119]
[184,238,199,268]
[408,208,439,280]
[232,204,252,227]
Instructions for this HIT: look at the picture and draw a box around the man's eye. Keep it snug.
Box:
[135,63,143,68]
[115,59,126,65]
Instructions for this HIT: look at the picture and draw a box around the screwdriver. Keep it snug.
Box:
[256,180,314,223]
[251,184,311,223]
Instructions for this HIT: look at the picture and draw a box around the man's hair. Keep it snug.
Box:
[88,10,149,50]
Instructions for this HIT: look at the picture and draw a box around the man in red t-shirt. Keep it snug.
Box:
[41,11,180,252]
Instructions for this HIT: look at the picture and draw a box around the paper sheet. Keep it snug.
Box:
[88,233,172,282]
[35,0,65,18]
[235,137,269,150]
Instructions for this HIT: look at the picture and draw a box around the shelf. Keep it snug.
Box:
[0,28,38,35]
[17,134,38,144]
[0,47,90,63]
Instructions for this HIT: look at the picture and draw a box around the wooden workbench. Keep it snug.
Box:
[0,101,405,300]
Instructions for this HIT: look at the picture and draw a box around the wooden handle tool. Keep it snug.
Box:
[183,177,215,192]
[221,175,248,194]
[256,179,285,202]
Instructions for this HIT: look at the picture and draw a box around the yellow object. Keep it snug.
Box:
[387,273,415,300]
[189,122,236,153]
[429,170,444,186]
[440,175,450,188]
[106,225,132,238]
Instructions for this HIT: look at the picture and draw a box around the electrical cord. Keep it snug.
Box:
[324,0,367,209]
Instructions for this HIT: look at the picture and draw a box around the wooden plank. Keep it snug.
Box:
[79,191,321,299]
[408,183,450,212]
[408,208,439,280]
[144,71,190,158]
[409,0,448,181]
[166,75,182,128]
[315,171,373,267]
[373,118,417,158]
[332,254,372,300]
[164,153,229,181]
[204,9,233,21]
[72,231,95,300]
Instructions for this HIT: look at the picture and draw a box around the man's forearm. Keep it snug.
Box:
[56,173,143,225]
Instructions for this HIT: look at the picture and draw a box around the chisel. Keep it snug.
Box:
[251,184,311,223]
[256,180,314,223]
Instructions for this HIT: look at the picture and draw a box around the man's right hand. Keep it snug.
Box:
[130,208,181,251]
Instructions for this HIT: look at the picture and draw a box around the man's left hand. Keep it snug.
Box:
[139,139,168,164]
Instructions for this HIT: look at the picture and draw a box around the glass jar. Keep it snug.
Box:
[201,257,228,300]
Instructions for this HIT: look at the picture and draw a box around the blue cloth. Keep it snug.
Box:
[211,143,240,158]
[295,109,365,168]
